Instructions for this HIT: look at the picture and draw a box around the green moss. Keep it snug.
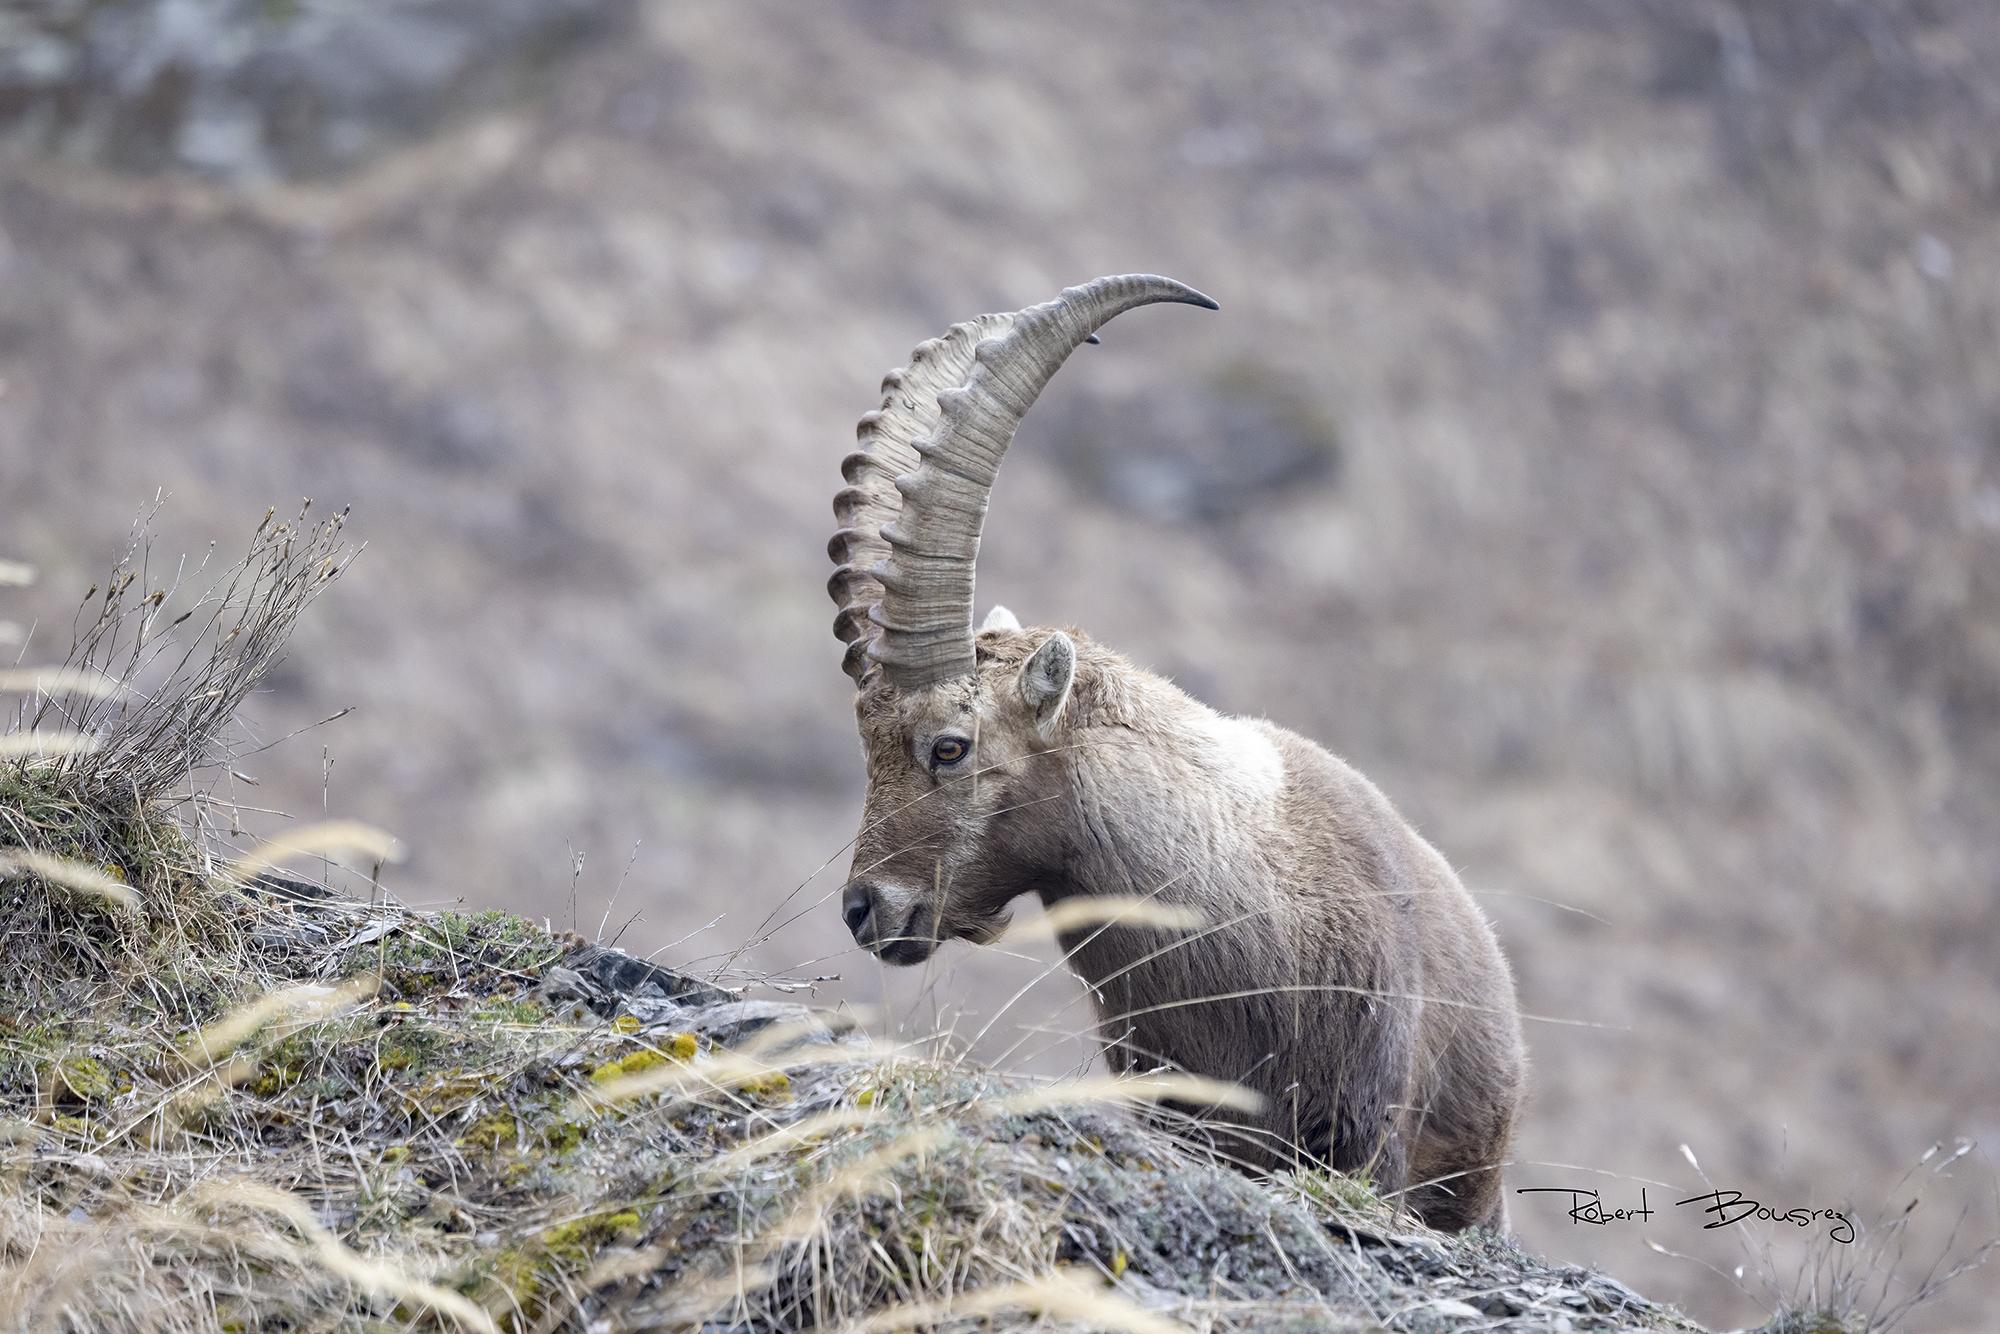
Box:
[473,997,548,1025]
[51,1054,113,1103]
[251,1061,304,1097]
[538,1209,642,1258]
[411,1069,495,1116]
[0,764,244,1024]
[1293,1165,1380,1215]
[481,1248,547,1317]
[471,1209,647,1329]
[460,1112,520,1152]
[350,910,564,1001]
[740,1069,790,1100]
[376,1033,429,1071]
[540,1118,589,1153]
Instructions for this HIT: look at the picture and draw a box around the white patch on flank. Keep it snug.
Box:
[1201,715,1285,807]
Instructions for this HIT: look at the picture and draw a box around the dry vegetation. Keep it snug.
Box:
[0,519,1733,1332]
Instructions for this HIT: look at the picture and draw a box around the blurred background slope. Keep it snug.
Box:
[2,2,1997,1327]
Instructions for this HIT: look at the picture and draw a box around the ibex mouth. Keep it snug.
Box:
[844,881,941,964]
[875,901,939,965]
[876,936,938,966]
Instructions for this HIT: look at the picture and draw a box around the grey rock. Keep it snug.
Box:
[0,0,636,182]
[610,995,693,1030]
[529,965,600,1016]
[560,942,733,1009]
[682,999,836,1051]
[244,870,336,903]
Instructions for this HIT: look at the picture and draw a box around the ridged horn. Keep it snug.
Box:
[828,311,1017,682]
[863,274,1217,688]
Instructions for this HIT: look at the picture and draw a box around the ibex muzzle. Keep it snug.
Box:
[823,276,1527,1233]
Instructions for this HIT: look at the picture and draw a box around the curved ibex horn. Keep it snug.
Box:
[828,312,1016,683]
[833,274,1216,689]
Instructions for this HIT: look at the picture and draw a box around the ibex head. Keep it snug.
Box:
[825,275,1215,963]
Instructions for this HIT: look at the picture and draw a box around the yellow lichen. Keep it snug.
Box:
[541,1119,589,1153]
[51,1055,112,1103]
[538,1209,642,1258]
[376,1038,424,1071]
[612,1014,641,1035]
[479,1211,647,1330]
[588,1049,668,1084]
[588,1033,696,1085]
[460,1113,519,1152]
[412,1070,491,1115]
[251,1062,303,1098]
[740,1070,791,1100]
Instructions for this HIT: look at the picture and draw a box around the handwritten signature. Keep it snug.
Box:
[1516,1187,1854,1244]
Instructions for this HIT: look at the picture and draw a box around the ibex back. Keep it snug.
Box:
[825,275,1526,1232]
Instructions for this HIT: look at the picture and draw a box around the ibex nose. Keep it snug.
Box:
[841,882,876,942]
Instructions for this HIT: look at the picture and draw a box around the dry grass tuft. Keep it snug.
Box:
[225,819,404,882]
[854,1268,1186,1333]
[0,847,141,913]
[1,502,354,1022]
[0,732,97,757]
[0,668,126,699]
[12,502,351,801]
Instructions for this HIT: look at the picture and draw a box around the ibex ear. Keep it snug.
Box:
[980,605,1022,633]
[1018,632,1075,733]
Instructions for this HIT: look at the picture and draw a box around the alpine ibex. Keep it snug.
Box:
[825,275,1526,1232]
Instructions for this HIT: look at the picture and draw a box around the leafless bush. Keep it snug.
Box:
[12,500,353,803]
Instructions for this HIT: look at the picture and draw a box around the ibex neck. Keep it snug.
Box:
[1040,670,1293,989]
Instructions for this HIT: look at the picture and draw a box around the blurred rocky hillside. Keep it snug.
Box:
[0,0,630,180]
[2,2,1996,1328]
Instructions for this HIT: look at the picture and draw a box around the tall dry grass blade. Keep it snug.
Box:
[704,1105,887,1179]
[1008,895,1207,944]
[759,1125,959,1248]
[0,849,141,912]
[29,502,353,799]
[988,1070,1265,1118]
[227,819,404,880]
[610,1260,780,1329]
[574,1043,890,1115]
[0,668,127,699]
[188,1180,499,1333]
[178,975,379,1067]
[853,1269,1182,1334]
[0,732,99,758]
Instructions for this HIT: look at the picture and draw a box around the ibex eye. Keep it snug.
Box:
[931,736,969,766]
